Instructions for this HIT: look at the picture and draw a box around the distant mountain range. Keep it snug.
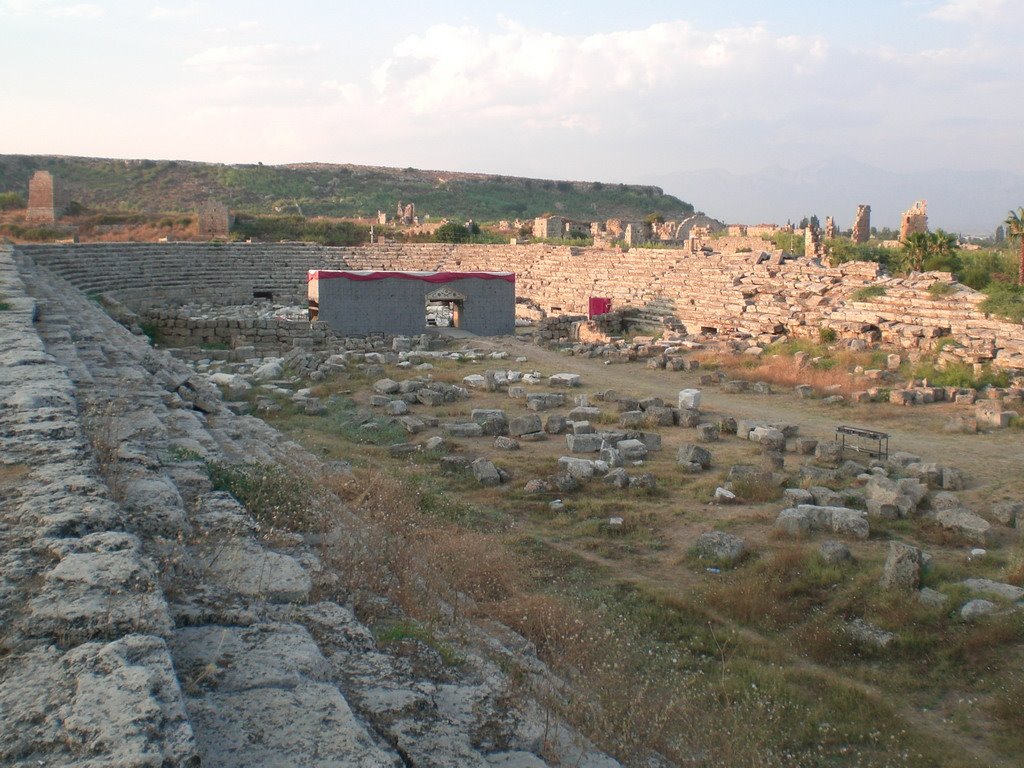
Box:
[0,154,693,224]
[655,160,1024,236]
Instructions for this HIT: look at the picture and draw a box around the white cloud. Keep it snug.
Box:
[927,0,1006,23]
[0,0,104,17]
[364,20,829,124]
[149,2,203,21]
[47,3,103,17]
[184,42,321,71]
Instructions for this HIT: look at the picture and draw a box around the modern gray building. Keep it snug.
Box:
[308,269,516,336]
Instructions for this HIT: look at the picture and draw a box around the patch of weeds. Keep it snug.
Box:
[205,460,327,532]
[763,338,828,357]
[323,396,407,445]
[818,326,837,344]
[850,285,887,302]
[927,282,956,299]
[168,446,204,462]
[417,485,508,531]
[138,320,164,345]
[0,296,10,311]
[373,619,463,666]
[730,475,782,503]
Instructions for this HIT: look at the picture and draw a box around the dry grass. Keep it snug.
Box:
[698,345,887,397]
[248,352,1024,766]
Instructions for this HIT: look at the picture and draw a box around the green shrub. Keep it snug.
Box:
[138,320,163,345]
[0,191,25,210]
[850,285,887,302]
[927,282,956,299]
[908,359,1010,389]
[979,282,1024,324]
[825,239,893,267]
[433,220,478,243]
[818,327,837,344]
[230,213,369,246]
[957,249,1017,289]
[771,232,803,253]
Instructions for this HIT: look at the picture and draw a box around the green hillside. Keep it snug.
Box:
[0,154,694,222]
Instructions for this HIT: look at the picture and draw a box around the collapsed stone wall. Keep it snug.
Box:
[19,241,1024,372]
[137,306,338,351]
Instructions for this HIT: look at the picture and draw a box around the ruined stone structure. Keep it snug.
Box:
[16,241,1024,372]
[824,216,836,240]
[852,205,871,244]
[309,269,515,336]
[533,216,563,239]
[900,200,928,241]
[196,200,230,239]
[396,201,415,226]
[26,170,68,224]
[804,222,822,259]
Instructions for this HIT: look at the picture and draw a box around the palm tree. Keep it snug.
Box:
[1005,207,1024,286]
[899,231,932,273]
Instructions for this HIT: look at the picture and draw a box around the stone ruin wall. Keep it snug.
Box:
[26,170,68,224]
[17,241,1024,372]
[852,205,871,244]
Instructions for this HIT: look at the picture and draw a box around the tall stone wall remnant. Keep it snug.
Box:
[852,205,871,244]
[26,170,68,224]
[900,200,928,241]
[197,200,231,239]
[824,216,836,240]
[396,201,416,225]
[804,221,822,258]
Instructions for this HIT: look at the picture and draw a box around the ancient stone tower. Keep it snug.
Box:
[197,200,231,239]
[899,200,928,241]
[26,170,67,224]
[824,216,836,239]
[852,205,871,244]
[804,221,822,258]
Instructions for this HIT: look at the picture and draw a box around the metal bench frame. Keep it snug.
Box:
[836,425,889,460]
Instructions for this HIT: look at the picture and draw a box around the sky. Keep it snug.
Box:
[2,0,1022,231]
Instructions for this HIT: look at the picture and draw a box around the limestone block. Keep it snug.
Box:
[693,531,746,565]
[471,458,502,486]
[185,683,400,768]
[526,393,565,411]
[549,373,582,388]
[879,542,924,590]
[557,456,596,480]
[617,439,648,461]
[677,389,701,410]
[509,414,543,437]
[935,507,994,545]
[28,532,172,642]
[961,578,1024,601]
[200,539,311,602]
[565,434,603,453]
[678,444,712,469]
